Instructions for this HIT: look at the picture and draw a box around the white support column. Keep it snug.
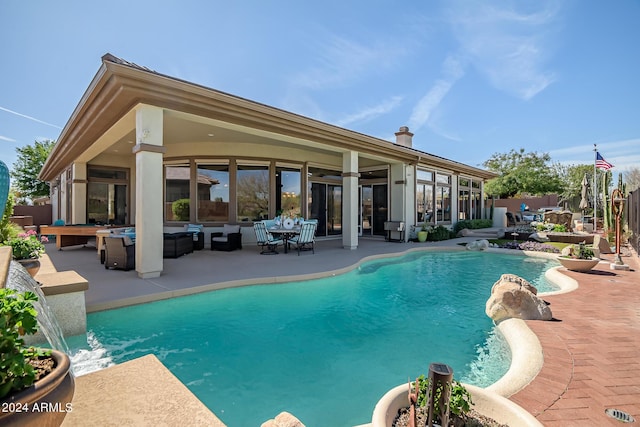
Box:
[390,163,411,242]
[342,151,359,250]
[71,162,87,224]
[134,105,165,279]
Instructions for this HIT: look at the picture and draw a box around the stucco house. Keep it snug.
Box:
[39,53,496,278]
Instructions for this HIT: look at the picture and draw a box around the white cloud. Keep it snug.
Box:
[291,34,408,90]
[334,96,404,127]
[408,55,465,133]
[0,106,62,129]
[0,135,17,143]
[446,1,559,100]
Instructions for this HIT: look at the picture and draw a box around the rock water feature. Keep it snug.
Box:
[6,261,71,358]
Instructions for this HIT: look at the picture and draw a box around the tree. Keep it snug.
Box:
[558,164,591,211]
[483,148,563,198]
[624,166,640,192]
[10,139,55,203]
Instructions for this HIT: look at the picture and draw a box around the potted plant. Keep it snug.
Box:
[4,230,48,277]
[558,241,599,272]
[372,377,542,426]
[417,224,429,243]
[0,288,74,426]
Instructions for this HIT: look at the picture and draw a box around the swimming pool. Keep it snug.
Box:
[68,250,557,426]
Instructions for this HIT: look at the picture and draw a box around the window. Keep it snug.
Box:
[165,165,191,221]
[276,166,301,218]
[416,169,435,223]
[458,178,470,221]
[197,164,229,222]
[236,164,269,222]
[87,167,128,225]
[436,173,451,222]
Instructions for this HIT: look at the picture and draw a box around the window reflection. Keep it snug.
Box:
[197,164,229,222]
[276,167,301,217]
[237,165,269,222]
[165,165,191,221]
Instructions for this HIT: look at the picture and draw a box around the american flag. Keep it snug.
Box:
[596,152,613,170]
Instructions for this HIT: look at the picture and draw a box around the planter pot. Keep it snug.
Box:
[17,259,40,278]
[0,350,75,427]
[558,257,600,272]
[371,383,542,427]
[417,231,428,242]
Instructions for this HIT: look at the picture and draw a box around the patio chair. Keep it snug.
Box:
[289,222,317,255]
[211,224,242,251]
[506,212,527,227]
[104,235,135,271]
[253,222,283,255]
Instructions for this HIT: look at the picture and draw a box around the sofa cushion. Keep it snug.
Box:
[222,224,240,236]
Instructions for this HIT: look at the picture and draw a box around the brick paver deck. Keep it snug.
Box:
[510,247,640,426]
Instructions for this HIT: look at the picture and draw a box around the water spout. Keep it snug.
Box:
[7,261,71,355]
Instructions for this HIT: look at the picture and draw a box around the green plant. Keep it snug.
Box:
[4,230,47,260]
[0,192,21,243]
[413,375,473,422]
[171,198,190,221]
[420,223,431,232]
[552,224,567,232]
[0,288,51,399]
[453,219,493,234]
[427,225,452,241]
[574,242,594,259]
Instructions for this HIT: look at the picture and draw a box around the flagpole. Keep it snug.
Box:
[593,144,597,231]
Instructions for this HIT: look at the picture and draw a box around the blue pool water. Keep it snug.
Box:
[67,250,557,426]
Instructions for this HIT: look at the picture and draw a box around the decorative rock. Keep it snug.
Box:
[466,239,489,251]
[486,274,552,322]
[560,246,573,257]
[261,412,306,427]
[529,232,549,243]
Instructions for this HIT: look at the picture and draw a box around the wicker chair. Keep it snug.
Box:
[211,224,242,251]
[104,235,135,271]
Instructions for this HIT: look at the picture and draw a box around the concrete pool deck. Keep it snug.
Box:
[42,236,640,426]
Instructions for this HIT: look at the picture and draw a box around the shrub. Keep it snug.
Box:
[453,219,493,234]
[552,224,567,232]
[427,225,452,241]
[171,198,190,221]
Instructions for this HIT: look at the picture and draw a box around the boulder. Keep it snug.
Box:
[466,239,490,251]
[261,412,306,427]
[529,232,549,243]
[593,234,613,254]
[486,274,552,322]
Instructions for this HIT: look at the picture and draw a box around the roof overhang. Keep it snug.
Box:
[40,54,496,181]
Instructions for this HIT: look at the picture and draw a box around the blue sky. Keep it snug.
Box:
[1,1,639,177]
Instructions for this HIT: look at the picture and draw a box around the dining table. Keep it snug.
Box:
[267,225,301,254]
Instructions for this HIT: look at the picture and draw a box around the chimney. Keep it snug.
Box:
[395,126,413,148]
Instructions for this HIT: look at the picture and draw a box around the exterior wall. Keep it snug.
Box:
[490,195,560,213]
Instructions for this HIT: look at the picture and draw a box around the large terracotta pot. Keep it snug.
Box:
[0,350,75,427]
[557,257,600,272]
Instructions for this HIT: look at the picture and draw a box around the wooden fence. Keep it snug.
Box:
[628,189,639,254]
